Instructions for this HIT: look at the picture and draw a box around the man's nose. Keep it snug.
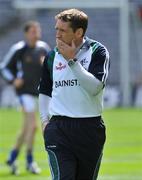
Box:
[56,31,61,39]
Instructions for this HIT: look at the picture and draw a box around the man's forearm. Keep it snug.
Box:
[39,94,51,124]
[69,61,104,96]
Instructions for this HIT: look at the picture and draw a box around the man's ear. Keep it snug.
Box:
[75,28,84,38]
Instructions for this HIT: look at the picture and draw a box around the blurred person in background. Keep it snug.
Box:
[0,21,50,175]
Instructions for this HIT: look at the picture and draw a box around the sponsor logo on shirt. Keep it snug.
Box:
[55,79,79,88]
[55,62,66,70]
[80,58,88,66]
[80,58,89,70]
[46,145,57,148]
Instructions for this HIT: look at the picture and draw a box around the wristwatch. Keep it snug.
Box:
[68,58,77,67]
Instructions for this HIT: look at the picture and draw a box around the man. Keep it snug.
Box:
[0,21,50,174]
[39,9,109,180]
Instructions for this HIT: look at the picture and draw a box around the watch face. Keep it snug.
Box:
[68,60,75,66]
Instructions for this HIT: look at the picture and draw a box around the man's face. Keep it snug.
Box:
[55,19,76,46]
[25,25,41,44]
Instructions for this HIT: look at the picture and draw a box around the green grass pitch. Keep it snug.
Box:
[0,108,142,180]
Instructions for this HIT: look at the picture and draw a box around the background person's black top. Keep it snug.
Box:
[0,40,50,96]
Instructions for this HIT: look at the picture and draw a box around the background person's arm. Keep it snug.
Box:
[0,42,24,83]
[0,42,25,89]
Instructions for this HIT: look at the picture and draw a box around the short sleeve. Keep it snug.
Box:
[88,46,110,84]
[38,55,53,97]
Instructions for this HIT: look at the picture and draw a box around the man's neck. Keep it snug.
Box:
[26,40,37,48]
[75,38,84,49]
[75,38,85,54]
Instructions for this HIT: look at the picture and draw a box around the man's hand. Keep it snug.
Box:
[13,78,24,89]
[42,120,49,134]
[56,39,76,60]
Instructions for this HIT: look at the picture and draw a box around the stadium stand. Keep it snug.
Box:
[0,0,142,106]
